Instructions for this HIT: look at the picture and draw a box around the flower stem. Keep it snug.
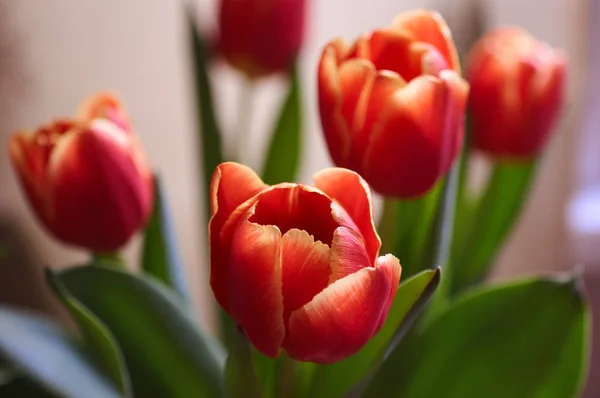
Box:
[230,78,255,162]
[275,353,296,398]
[92,252,125,269]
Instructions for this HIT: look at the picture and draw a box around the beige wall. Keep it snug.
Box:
[0,0,588,330]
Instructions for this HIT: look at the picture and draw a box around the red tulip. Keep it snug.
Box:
[218,0,306,77]
[9,93,153,252]
[210,162,401,363]
[318,10,469,198]
[467,28,567,158]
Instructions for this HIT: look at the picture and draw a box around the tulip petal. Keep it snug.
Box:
[368,29,421,81]
[313,168,380,263]
[329,226,371,282]
[393,10,460,73]
[318,44,352,166]
[363,72,468,197]
[77,92,131,132]
[209,162,267,311]
[283,254,401,363]
[338,59,376,137]
[229,217,285,358]
[249,184,339,247]
[281,229,331,323]
[47,122,152,251]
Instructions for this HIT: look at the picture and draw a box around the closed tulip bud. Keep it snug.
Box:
[467,28,567,158]
[210,162,401,363]
[318,10,469,198]
[9,93,153,252]
[218,0,306,77]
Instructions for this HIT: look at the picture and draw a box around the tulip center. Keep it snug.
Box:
[249,185,339,246]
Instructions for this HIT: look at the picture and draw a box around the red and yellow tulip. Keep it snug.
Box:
[209,162,401,363]
[318,10,469,198]
[9,93,153,252]
[467,28,567,158]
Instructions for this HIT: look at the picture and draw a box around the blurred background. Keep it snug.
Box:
[0,0,596,395]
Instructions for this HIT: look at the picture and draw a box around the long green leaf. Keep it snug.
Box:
[450,161,536,295]
[141,176,188,297]
[304,268,441,398]
[225,329,261,398]
[187,12,223,220]
[46,270,131,396]
[364,275,590,398]
[261,66,302,185]
[56,266,225,398]
[0,307,121,398]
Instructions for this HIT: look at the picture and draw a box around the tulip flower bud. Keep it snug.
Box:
[210,162,401,363]
[9,93,153,252]
[217,0,306,77]
[318,10,469,198]
[467,28,567,158]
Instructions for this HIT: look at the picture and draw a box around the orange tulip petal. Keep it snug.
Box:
[283,254,401,363]
[313,167,380,263]
[281,229,331,323]
[338,58,376,136]
[209,162,267,311]
[249,184,339,246]
[318,44,352,165]
[368,29,421,81]
[393,10,460,73]
[77,92,131,132]
[364,73,467,197]
[229,217,285,358]
[329,225,371,282]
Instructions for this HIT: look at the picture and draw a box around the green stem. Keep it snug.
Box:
[378,184,443,279]
[379,198,399,255]
[275,354,296,398]
[450,161,537,296]
[92,252,125,269]
[230,79,255,163]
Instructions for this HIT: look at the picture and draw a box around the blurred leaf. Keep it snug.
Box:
[141,176,188,297]
[364,275,590,398]
[45,270,131,396]
[0,306,121,398]
[57,265,225,398]
[261,66,302,185]
[252,350,277,398]
[225,329,261,398]
[304,268,441,398]
[187,12,223,220]
[450,161,536,295]
[0,376,58,397]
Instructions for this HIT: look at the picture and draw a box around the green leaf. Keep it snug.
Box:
[225,329,261,398]
[56,265,226,398]
[450,161,536,295]
[187,12,223,221]
[45,269,131,396]
[0,306,122,398]
[0,376,58,397]
[141,176,188,297]
[304,268,441,398]
[261,66,302,185]
[364,275,590,398]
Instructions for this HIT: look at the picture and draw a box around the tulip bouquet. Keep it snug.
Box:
[0,4,590,398]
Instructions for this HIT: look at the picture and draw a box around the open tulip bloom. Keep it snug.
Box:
[0,7,590,398]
